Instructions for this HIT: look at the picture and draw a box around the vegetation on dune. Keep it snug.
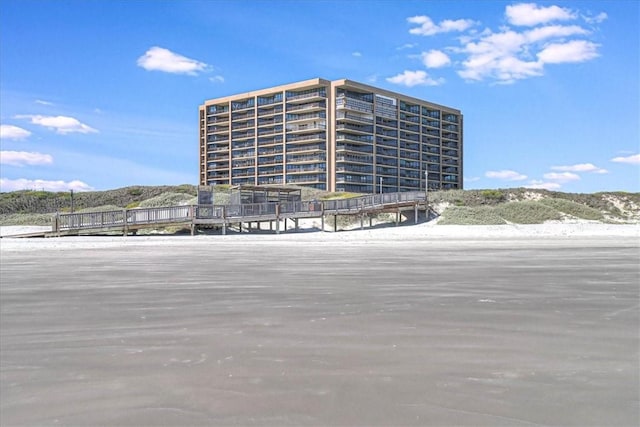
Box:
[0,185,196,215]
[494,201,563,224]
[438,206,507,225]
[0,184,638,226]
[137,192,196,208]
[539,198,604,221]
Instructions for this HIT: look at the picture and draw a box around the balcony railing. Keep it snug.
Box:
[287,102,325,112]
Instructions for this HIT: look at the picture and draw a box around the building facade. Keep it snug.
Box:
[199,78,462,193]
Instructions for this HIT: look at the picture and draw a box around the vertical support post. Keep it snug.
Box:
[360,213,364,230]
[334,215,337,232]
[123,209,128,236]
[369,215,373,227]
[414,204,418,224]
[222,206,226,235]
[321,215,325,232]
[295,218,299,231]
[275,204,280,235]
[395,209,400,226]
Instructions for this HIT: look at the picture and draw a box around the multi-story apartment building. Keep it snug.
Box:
[199,78,462,193]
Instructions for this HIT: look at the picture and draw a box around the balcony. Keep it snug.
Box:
[336,144,374,154]
[232,141,255,149]
[287,133,325,143]
[208,144,230,153]
[258,177,284,185]
[231,111,255,120]
[286,90,327,102]
[287,154,326,163]
[287,102,326,112]
[258,166,283,175]
[335,165,373,174]
[336,154,373,164]
[286,143,325,153]
[336,133,373,144]
[258,127,283,137]
[286,164,326,174]
[376,148,398,158]
[286,123,326,134]
[258,136,284,146]
[399,150,420,160]
[258,105,284,117]
[337,123,373,135]
[232,150,255,159]
[376,157,397,166]
[258,116,283,126]
[399,141,420,151]
[258,156,283,165]
[337,111,374,124]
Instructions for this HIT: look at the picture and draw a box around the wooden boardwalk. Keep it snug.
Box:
[5,191,428,238]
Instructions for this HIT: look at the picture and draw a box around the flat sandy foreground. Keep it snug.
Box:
[1,222,639,426]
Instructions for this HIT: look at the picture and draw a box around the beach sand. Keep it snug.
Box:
[1,222,639,426]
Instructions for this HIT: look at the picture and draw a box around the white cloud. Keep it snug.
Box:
[0,124,32,140]
[421,50,451,68]
[543,171,580,182]
[537,40,599,64]
[209,75,225,83]
[485,170,528,181]
[409,4,602,84]
[397,43,417,50]
[386,70,444,87]
[506,3,576,27]
[525,180,562,190]
[583,12,608,25]
[551,163,608,174]
[408,15,476,36]
[35,99,54,106]
[352,51,362,57]
[15,115,97,135]
[525,25,589,43]
[0,178,92,192]
[137,46,209,75]
[0,151,54,166]
[611,154,640,165]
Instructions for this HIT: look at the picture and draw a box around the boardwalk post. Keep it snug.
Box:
[123,209,128,236]
[275,204,280,235]
[334,215,337,232]
[414,203,418,224]
[396,208,400,226]
[222,206,226,235]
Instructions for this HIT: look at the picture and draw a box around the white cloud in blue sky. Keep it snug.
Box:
[386,70,444,87]
[611,154,640,165]
[485,170,528,181]
[505,3,576,26]
[0,178,92,192]
[137,46,210,75]
[421,50,451,68]
[14,115,97,135]
[0,1,636,193]
[0,151,53,167]
[0,124,31,140]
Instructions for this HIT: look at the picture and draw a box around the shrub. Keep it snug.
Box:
[438,206,506,225]
[494,201,562,224]
[480,189,506,202]
[540,198,603,220]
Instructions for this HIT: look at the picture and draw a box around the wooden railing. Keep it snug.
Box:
[53,191,427,233]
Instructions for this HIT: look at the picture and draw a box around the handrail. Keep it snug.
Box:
[54,191,427,232]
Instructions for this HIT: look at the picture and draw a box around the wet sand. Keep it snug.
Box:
[1,230,639,426]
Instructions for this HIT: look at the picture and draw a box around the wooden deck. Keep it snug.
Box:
[4,191,428,238]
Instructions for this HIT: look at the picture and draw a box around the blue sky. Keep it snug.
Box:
[1,0,638,193]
